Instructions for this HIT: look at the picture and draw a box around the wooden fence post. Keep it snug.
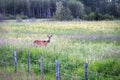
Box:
[55,60,60,80]
[84,63,88,80]
[28,52,30,75]
[14,51,17,72]
[40,55,44,80]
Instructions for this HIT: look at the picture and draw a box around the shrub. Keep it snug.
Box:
[83,12,96,20]
[82,14,89,20]
[103,14,114,20]
[83,12,114,20]
[89,12,96,20]
[94,12,104,20]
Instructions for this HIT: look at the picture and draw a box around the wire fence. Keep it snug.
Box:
[0,51,120,80]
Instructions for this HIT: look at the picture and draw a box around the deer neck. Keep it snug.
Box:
[47,38,50,43]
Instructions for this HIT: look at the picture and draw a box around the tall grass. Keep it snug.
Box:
[0,20,120,80]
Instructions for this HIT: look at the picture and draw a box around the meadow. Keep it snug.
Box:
[0,20,120,80]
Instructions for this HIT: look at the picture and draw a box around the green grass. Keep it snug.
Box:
[0,20,120,80]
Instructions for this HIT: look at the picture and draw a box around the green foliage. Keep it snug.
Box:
[67,0,84,18]
[54,1,73,20]
[0,0,120,20]
[88,60,120,79]
[104,14,114,20]
[83,12,114,20]
[0,46,13,66]
[83,12,96,20]
[0,44,120,80]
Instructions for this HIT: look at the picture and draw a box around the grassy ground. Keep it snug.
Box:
[0,20,120,80]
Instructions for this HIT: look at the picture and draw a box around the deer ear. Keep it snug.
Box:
[47,35,52,37]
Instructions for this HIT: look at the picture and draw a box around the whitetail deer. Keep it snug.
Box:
[33,35,52,47]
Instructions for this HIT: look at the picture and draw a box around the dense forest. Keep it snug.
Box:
[0,0,120,20]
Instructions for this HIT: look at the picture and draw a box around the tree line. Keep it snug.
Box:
[0,0,120,20]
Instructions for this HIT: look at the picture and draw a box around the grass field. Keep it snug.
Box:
[0,20,120,80]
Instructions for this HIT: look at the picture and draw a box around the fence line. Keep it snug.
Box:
[13,51,120,80]
[0,51,119,80]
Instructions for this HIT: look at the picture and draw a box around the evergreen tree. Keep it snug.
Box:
[54,1,73,20]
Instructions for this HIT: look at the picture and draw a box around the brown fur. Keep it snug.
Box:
[33,35,52,47]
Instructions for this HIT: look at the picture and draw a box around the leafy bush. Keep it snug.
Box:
[94,13,104,20]
[83,12,96,20]
[103,14,114,20]
[83,12,114,20]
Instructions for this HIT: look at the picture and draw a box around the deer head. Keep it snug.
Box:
[47,35,52,43]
